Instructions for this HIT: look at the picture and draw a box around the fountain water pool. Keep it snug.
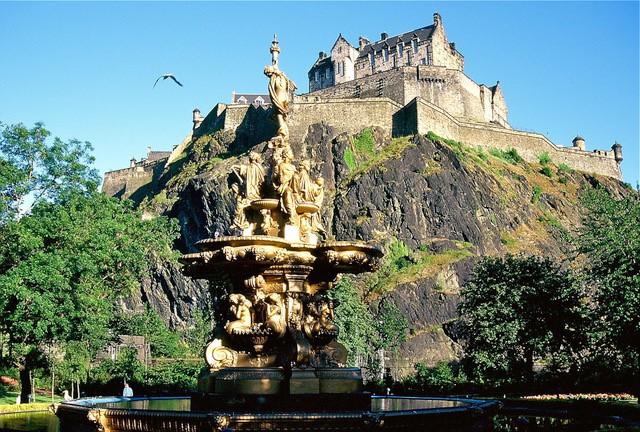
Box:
[53,395,500,431]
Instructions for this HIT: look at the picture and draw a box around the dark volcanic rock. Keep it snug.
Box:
[128,124,625,373]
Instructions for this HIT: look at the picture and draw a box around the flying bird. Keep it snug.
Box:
[153,73,183,88]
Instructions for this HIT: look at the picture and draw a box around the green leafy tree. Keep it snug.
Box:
[375,298,408,351]
[115,307,186,358]
[330,276,380,366]
[576,188,639,380]
[0,122,98,223]
[182,309,213,356]
[458,254,588,385]
[0,189,178,400]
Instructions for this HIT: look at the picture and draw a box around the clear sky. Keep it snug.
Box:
[1,1,638,186]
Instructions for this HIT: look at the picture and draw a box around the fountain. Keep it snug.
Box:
[53,35,499,432]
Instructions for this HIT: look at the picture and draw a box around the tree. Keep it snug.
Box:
[115,307,186,358]
[375,298,408,351]
[0,122,99,223]
[329,276,380,367]
[0,190,179,401]
[458,254,588,385]
[576,188,639,382]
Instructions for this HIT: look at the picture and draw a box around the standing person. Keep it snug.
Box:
[122,382,133,398]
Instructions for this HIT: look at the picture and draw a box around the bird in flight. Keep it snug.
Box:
[153,73,183,88]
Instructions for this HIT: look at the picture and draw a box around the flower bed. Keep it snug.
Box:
[522,393,636,402]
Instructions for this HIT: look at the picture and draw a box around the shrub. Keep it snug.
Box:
[558,163,573,174]
[538,152,552,165]
[413,362,467,393]
[540,166,553,177]
[532,185,543,203]
[489,147,523,164]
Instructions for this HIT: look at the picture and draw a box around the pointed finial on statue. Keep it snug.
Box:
[270,33,281,68]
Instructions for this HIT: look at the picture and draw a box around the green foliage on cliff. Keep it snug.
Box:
[366,239,473,297]
[458,254,588,385]
[489,147,523,165]
[342,129,413,185]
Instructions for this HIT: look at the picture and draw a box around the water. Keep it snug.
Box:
[0,397,633,432]
[97,396,466,412]
[0,412,59,432]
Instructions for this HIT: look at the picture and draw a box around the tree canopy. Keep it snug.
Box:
[458,254,588,384]
[576,188,639,374]
[0,122,180,400]
[0,122,99,223]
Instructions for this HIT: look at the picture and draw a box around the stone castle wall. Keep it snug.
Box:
[307,66,509,128]
[407,98,621,178]
[209,96,620,180]
[102,158,167,199]
[214,97,402,149]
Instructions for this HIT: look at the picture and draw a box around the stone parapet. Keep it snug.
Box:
[408,97,621,179]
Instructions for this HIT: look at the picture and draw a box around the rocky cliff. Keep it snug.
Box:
[119,120,627,376]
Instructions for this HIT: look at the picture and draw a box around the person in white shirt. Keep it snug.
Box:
[122,382,133,398]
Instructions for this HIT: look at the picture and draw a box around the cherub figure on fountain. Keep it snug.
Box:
[224,293,253,334]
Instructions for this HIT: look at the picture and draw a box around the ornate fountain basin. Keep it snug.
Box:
[53,395,501,432]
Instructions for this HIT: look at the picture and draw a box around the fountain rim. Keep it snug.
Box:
[56,394,500,417]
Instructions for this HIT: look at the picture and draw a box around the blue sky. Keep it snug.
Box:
[1,1,638,186]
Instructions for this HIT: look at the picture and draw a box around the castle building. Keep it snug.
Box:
[103,13,625,191]
[307,13,510,129]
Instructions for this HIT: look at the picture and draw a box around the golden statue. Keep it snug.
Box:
[272,146,298,224]
[264,35,297,144]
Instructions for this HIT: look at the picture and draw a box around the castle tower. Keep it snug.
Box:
[611,142,623,163]
[193,108,204,130]
[572,135,586,151]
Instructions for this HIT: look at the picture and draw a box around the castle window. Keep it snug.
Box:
[412,39,419,54]
[315,70,320,81]
[325,68,331,79]
[397,43,404,58]
[369,52,375,67]
[383,47,389,62]
[420,58,427,65]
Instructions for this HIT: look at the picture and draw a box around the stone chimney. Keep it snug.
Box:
[193,108,204,130]
[380,32,388,41]
[358,36,370,50]
[572,135,586,151]
[318,51,326,60]
[611,142,623,163]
